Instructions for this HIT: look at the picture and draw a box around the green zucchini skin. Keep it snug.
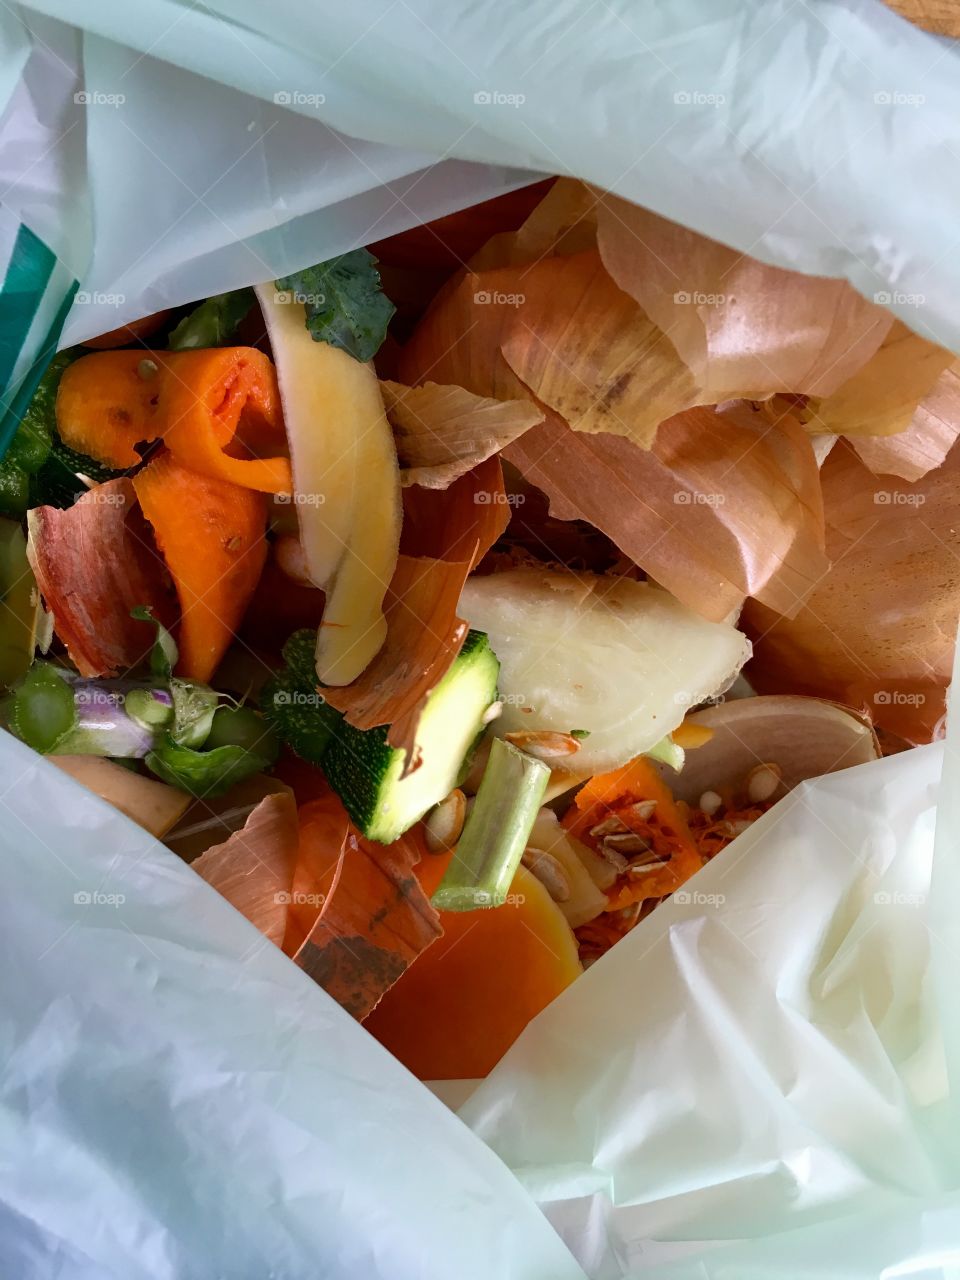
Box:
[323,630,499,843]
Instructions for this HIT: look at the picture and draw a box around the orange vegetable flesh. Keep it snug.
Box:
[365,854,582,1080]
[82,309,172,350]
[56,346,291,493]
[684,801,772,859]
[57,350,167,467]
[132,452,268,682]
[570,763,777,966]
[563,755,704,909]
[575,900,660,966]
[671,721,715,750]
[157,347,291,494]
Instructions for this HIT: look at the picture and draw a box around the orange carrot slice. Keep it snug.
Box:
[157,347,291,494]
[563,755,703,907]
[57,350,167,467]
[133,452,268,682]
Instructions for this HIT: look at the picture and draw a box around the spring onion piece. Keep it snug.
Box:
[5,666,160,757]
[125,687,175,732]
[431,737,549,912]
[62,684,169,756]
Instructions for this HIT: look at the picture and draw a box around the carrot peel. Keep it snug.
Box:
[56,351,167,468]
[132,452,268,683]
[157,347,291,494]
[56,347,291,494]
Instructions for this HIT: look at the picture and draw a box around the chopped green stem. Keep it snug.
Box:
[6,661,277,797]
[204,704,279,758]
[646,735,685,772]
[431,738,549,912]
[8,665,76,753]
[124,687,175,731]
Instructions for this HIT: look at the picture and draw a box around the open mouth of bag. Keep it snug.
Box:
[3,176,952,1081]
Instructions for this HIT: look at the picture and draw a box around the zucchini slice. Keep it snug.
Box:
[324,630,499,843]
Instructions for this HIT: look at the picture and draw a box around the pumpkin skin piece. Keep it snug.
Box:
[364,854,582,1080]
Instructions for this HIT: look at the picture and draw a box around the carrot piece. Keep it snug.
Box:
[563,755,704,907]
[82,309,173,350]
[56,346,291,492]
[132,452,268,682]
[57,350,167,467]
[157,347,291,494]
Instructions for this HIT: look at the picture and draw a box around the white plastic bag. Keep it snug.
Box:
[0,733,585,1280]
[465,736,953,1277]
[1,2,959,1276]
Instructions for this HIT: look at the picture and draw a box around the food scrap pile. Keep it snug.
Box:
[2,178,952,1079]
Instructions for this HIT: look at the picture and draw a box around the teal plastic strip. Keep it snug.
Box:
[0,277,78,460]
[0,224,76,460]
[0,223,55,386]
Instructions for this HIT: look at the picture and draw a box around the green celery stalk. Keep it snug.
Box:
[431,738,549,912]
